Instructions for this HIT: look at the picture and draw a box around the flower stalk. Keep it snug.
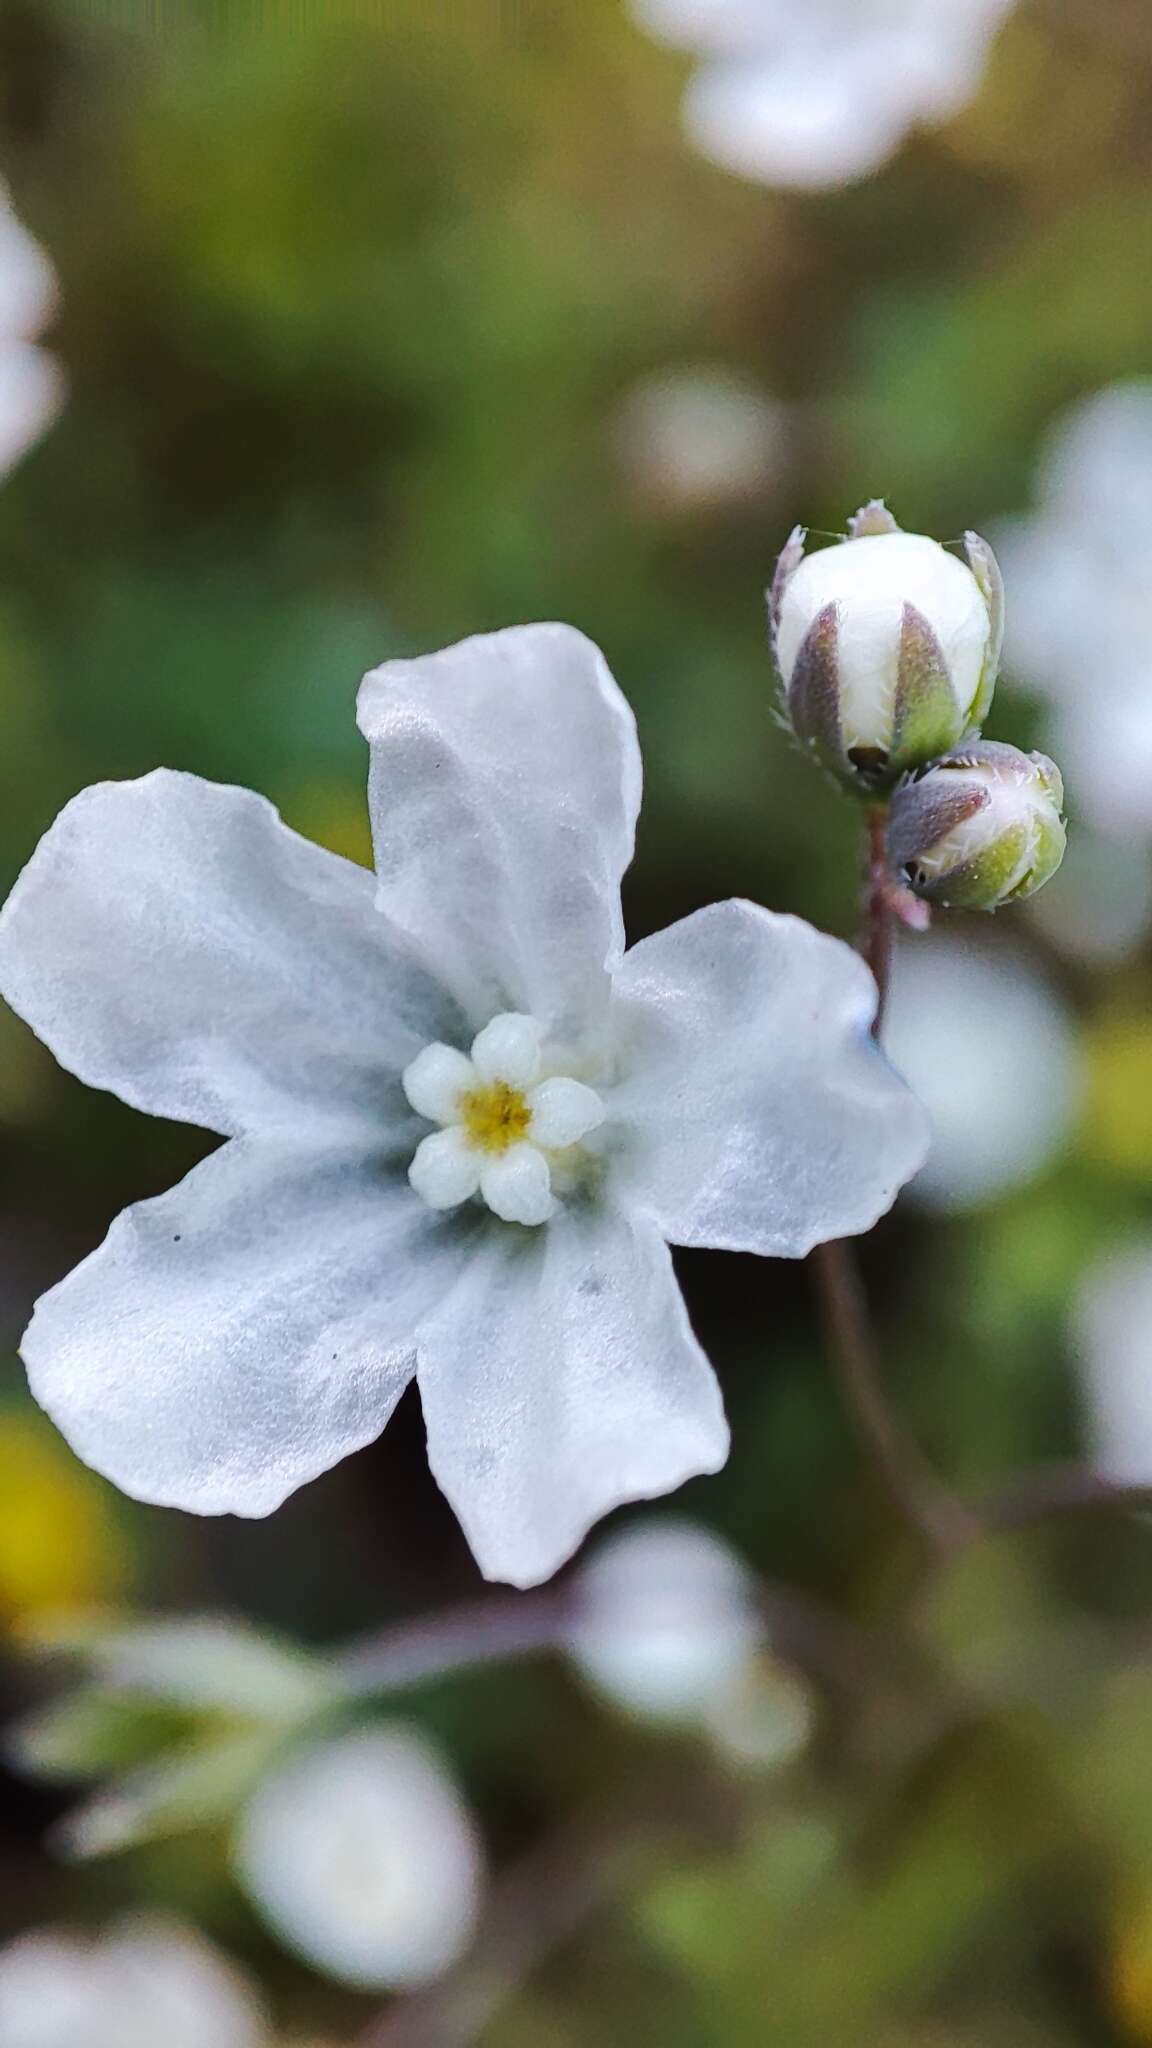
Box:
[813,803,978,1555]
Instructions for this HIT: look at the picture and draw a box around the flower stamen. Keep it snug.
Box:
[402,1012,607,1226]
[457,1080,532,1154]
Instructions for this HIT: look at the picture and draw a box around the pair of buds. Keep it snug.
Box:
[771,501,1066,911]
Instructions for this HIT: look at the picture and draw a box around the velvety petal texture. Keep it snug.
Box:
[358,625,641,1042]
[415,1202,729,1589]
[0,772,458,1143]
[0,620,933,1584]
[23,1141,478,1517]
[608,900,930,1255]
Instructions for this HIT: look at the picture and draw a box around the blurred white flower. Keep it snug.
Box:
[613,367,788,511]
[702,1652,814,1768]
[884,936,1080,1210]
[0,624,927,1588]
[0,1918,266,2048]
[1075,1247,1152,1486]
[629,0,1016,190]
[1026,829,1152,967]
[0,182,63,477]
[998,382,1152,849]
[566,1516,813,1766]
[234,1726,483,1991]
[567,1517,763,1722]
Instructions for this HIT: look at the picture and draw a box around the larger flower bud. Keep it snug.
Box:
[770,502,1003,792]
[887,740,1067,911]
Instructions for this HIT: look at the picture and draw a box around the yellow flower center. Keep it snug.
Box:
[458,1080,532,1154]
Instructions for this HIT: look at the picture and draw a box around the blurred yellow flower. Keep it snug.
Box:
[1110,1886,1152,2042]
[0,1407,128,1632]
[1083,1011,1152,1180]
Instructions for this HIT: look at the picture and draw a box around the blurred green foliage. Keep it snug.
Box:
[4,0,1152,2040]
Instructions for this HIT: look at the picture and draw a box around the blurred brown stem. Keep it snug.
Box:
[862,803,894,1032]
[357,1807,657,2048]
[336,1592,565,1696]
[814,1237,978,1555]
[813,808,978,1557]
[977,1463,1152,1533]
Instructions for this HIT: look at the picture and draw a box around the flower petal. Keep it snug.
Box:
[469,1012,542,1087]
[357,625,641,1042]
[409,1128,483,1211]
[527,1077,606,1148]
[415,1203,729,1587]
[402,1044,476,1125]
[608,900,929,1256]
[478,1144,555,1226]
[0,772,460,1143]
[22,1140,479,1517]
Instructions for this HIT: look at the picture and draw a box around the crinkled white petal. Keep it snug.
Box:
[0,1919,266,2048]
[409,1127,483,1211]
[608,900,929,1256]
[357,625,641,1044]
[21,1139,477,1517]
[0,771,459,1144]
[0,341,63,479]
[415,1202,729,1588]
[478,1143,555,1226]
[234,1728,483,1991]
[469,1011,542,1087]
[527,1076,606,1149]
[402,1043,477,1125]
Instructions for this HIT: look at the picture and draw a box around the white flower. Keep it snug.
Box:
[566,1516,763,1723]
[630,0,1017,190]
[566,1517,812,1767]
[997,381,1152,846]
[0,1918,267,2048]
[613,366,788,511]
[0,181,63,479]
[404,1013,606,1226]
[233,1726,483,1991]
[883,935,1080,1211]
[773,511,1001,789]
[0,623,928,1587]
[1026,829,1152,967]
[1075,1247,1152,1487]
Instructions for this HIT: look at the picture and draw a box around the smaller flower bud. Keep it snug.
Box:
[769,504,1003,792]
[887,740,1067,912]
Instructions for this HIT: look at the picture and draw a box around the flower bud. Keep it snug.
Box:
[770,501,1003,791]
[887,740,1066,911]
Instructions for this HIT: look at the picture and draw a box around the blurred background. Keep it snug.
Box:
[3,0,1152,2040]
